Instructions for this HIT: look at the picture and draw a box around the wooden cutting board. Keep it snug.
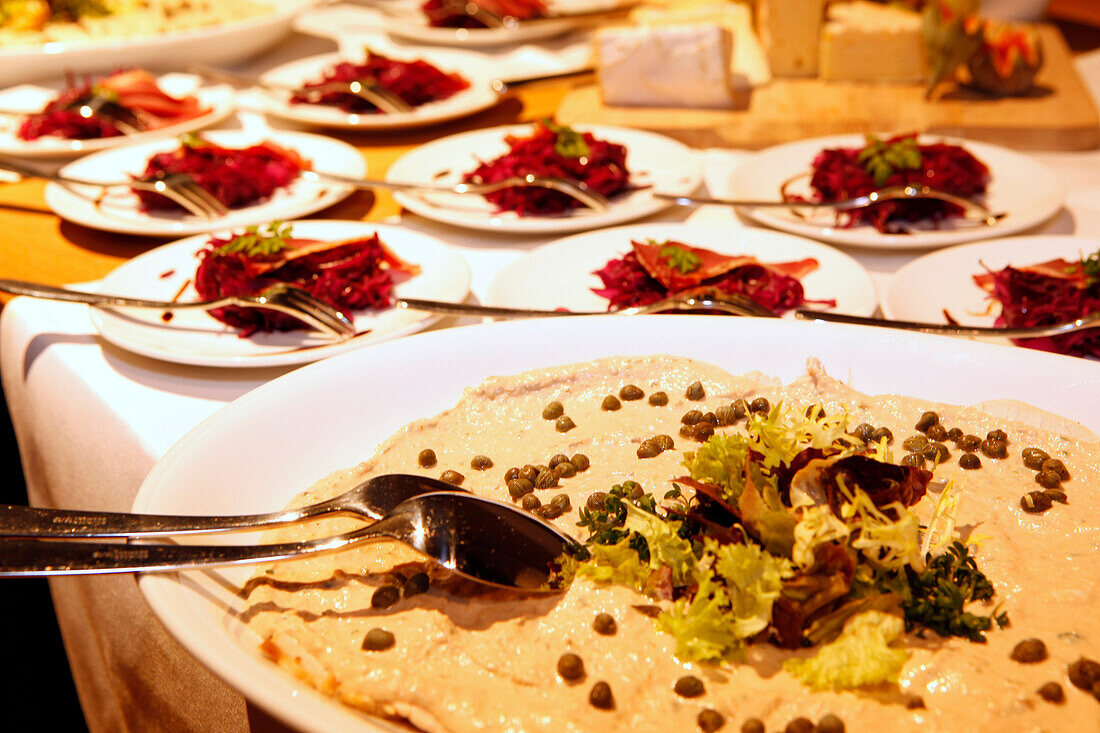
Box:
[556,24,1098,151]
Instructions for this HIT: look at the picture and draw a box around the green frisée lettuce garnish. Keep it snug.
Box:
[568,400,1008,690]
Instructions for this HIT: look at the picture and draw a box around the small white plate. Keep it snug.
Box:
[44,130,364,236]
[728,134,1064,250]
[88,220,471,368]
[256,51,502,130]
[486,222,878,315]
[0,73,236,159]
[387,124,702,234]
[377,0,587,46]
[883,234,1100,340]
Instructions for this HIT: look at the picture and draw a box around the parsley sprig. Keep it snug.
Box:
[902,541,1008,642]
[1081,248,1100,287]
[658,243,701,275]
[215,221,292,257]
[543,119,591,159]
[857,135,922,186]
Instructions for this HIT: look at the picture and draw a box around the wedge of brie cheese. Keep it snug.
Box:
[756,0,825,77]
[820,0,927,82]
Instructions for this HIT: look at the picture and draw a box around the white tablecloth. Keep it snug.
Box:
[2,24,1099,733]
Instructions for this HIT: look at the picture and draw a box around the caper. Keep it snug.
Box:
[504,466,520,482]
[915,411,940,432]
[946,427,963,442]
[959,453,981,470]
[1036,469,1062,489]
[686,381,705,401]
[520,465,539,483]
[871,426,894,444]
[1041,458,1070,480]
[557,653,585,681]
[1022,447,1051,470]
[852,422,875,442]
[601,395,622,411]
[371,584,401,609]
[1068,657,1100,692]
[655,434,675,451]
[538,504,563,520]
[521,493,541,511]
[784,717,814,733]
[571,453,591,472]
[681,410,703,425]
[586,491,607,511]
[1037,681,1065,703]
[697,709,725,732]
[555,416,576,433]
[470,454,493,470]
[816,714,845,733]
[361,627,395,651]
[542,401,563,420]
[987,429,1009,443]
[902,435,929,452]
[740,719,765,733]
[749,397,770,414]
[901,452,926,469]
[550,494,571,513]
[957,434,982,452]
[674,675,705,698]
[549,454,570,468]
[555,461,577,479]
[1011,638,1048,663]
[1021,490,1053,514]
[440,470,464,486]
[1043,488,1068,504]
[403,572,429,597]
[981,438,1008,459]
[417,449,437,468]
[534,469,559,489]
[926,424,948,442]
[625,482,644,500]
[588,681,614,709]
[593,613,617,635]
[693,423,716,443]
[620,384,645,401]
[922,442,950,464]
[905,695,926,709]
[700,411,718,425]
[648,391,669,406]
[731,399,749,420]
[508,478,533,500]
[637,440,662,459]
[679,425,694,439]
[714,405,736,426]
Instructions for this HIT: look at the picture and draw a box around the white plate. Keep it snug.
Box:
[0,0,314,86]
[256,51,502,130]
[377,0,593,46]
[135,316,1100,733]
[0,73,235,159]
[88,220,470,368]
[728,134,1065,250]
[883,234,1100,339]
[486,222,878,316]
[387,124,702,234]
[44,129,364,236]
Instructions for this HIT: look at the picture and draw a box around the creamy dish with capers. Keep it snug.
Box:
[244,355,1100,733]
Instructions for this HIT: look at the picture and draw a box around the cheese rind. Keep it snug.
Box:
[595,24,737,108]
[820,0,927,82]
[756,0,825,77]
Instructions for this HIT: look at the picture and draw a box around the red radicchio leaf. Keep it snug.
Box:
[821,455,932,517]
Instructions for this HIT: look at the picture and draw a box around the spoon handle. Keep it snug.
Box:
[0,523,388,576]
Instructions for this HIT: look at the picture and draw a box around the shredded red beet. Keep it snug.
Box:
[18,69,207,141]
[591,240,834,314]
[462,120,630,216]
[804,134,990,233]
[290,54,470,114]
[421,0,546,27]
[973,254,1100,359]
[194,232,419,336]
[133,136,308,212]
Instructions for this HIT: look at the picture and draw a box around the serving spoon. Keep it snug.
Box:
[0,492,581,594]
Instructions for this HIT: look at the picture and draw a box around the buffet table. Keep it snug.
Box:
[2,7,1100,733]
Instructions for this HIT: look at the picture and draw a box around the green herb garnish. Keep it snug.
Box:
[658,243,701,275]
[215,221,292,257]
[902,540,1008,642]
[543,119,590,159]
[1081,248,1100,287]
[857,135,922,186]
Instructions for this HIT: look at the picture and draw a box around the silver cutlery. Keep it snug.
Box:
[792,309,1100,338]
[0,280,355,340]
[395,294,770,318]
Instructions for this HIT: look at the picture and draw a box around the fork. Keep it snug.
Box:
[0,280,355,340]
[792,309,1100,338]
[654,184,1006,226]
[188,65,413,115]
[0,157,227,220]
[65,92,145,136]
[300,170,612,212]
[395,293,772,318]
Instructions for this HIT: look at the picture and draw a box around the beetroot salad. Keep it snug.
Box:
[802,134,990,233]
[462,120,630,216]
[972,249,1100,359]
[421,0,546,27]
[194,222,420,336]
[133,135,308,212]
[19,69,208,141]
[289,53,470,114]
[592,239,835,314]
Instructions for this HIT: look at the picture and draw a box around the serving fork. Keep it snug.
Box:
[188,65,414,115]
[654,184,1006,226]
[0,280,355,340]
[0,156,227,219]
